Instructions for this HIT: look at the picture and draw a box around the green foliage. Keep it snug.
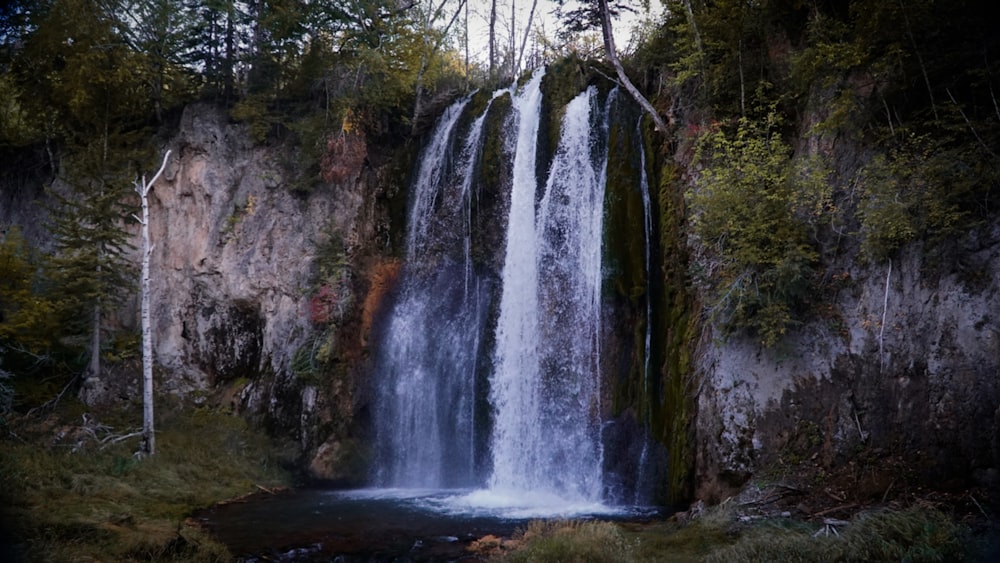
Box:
[12,0,153,142]
[1,0,166,371]
[46,168,140,351]
[858,127,998,261]
[290,332,338,386]
[291,230,354,384]
[498,520,637,563]
[0,72,42,147]
[0,227,60,353]
[689,112,830,346]
[230,96,277,144]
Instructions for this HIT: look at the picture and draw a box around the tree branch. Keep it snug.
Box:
[598,0,668,133]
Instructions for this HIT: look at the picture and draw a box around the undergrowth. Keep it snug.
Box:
[703,506,968,563]
[0,400,295,562]
[495,502,973,563]
[496,519,637,562]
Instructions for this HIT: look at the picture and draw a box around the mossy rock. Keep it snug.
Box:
[470,93,514,275]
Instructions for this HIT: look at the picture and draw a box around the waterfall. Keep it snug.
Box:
[374,96,488,488]
[374,68,626,507]
[489,84,609,501]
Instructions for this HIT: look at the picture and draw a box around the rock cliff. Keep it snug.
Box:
[693,228,1000,503]
[76,103,401,480]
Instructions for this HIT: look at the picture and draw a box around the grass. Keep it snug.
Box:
[494,502,974,563]
[703,507,968,563]
[495,520,638,562]
[1,398,981,562]
[0,399,295,562]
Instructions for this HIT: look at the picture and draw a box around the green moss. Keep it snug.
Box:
[468,92,513,272]
[603,100,652,433]
[538,56,589,185]
[603,110,648,308]
[600,106,698,505]
[384,140,422,256]
[460,88,499,132]
[476,93,513,203]
[656,154,699,505]
[539,56,619,167]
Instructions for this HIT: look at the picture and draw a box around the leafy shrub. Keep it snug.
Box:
[688,113,831,346]
[230,96,278,144]
[857,130,990,261]
[0,226,60,354]
[320,111,368,185]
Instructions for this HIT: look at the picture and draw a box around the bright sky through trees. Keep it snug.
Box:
[463,0,648,68]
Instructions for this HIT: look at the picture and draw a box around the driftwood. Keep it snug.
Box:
[812,518,850,538]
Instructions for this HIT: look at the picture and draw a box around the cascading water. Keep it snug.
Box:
[489,82,609,502]
[374,68,635,511]
[202,68,664,563]
[374,97,490,488]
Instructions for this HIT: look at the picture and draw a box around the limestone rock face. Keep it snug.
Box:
[148,104,385,471]
[694,228,1000,502]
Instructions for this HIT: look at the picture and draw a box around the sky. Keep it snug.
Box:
[458,0,653,70]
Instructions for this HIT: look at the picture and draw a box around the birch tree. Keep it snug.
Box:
[134,150,171,456]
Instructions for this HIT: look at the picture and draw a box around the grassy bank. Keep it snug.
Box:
[486,502,985,562]
[0,399,295,562]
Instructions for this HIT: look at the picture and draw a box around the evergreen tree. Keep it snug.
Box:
[12,0,154,392]
[0,226,59,356]
[102,0,199,120]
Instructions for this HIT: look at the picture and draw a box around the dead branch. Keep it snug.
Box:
[598,0,668,133]
[812,517,850,537]
[27,373,80,416]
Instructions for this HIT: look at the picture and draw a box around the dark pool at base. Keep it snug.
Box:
[194,488,667,562]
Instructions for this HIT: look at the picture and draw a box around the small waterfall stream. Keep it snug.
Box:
[634,115,656,504]
[373,68,647,511]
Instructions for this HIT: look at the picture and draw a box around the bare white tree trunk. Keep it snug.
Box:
[135,150,171,456]
[682,0,703,62]
[598,0,668,133]
[515,0,538,74]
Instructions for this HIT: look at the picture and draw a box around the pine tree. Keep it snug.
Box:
[13,0,154,396]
